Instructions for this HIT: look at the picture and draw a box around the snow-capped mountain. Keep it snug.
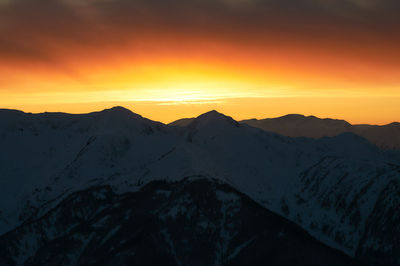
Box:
[241,114,400,149]
[0,107,399,265]
[0,177,361,266]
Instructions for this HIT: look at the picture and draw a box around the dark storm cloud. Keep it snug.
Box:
[0,0,399,66]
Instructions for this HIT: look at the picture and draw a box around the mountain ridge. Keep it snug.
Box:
[0,107,399,265]
[2,107,397,128]
[167,112,400,149]
[240,114,400,149]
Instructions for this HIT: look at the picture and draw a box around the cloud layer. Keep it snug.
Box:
[1,0,399,67]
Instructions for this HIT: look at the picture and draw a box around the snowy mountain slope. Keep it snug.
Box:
[0,107,178,233]
[284,156,400,265]
[0,177,362,266]
[165,111,400,264]
[241,114,400,149]
[0,107,399,265]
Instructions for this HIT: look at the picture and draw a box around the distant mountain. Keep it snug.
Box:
[241,114,400,149]
[0,107,399,265]
[169,117,194,127]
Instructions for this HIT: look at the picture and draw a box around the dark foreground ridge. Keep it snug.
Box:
[0,178,361,266]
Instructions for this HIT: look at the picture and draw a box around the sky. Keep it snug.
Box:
[0,0,399,124]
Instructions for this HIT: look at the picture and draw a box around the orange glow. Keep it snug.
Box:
[1,51,400,125]
[1,1,399,125]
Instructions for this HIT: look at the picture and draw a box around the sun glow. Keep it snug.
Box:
[1,55,400,125]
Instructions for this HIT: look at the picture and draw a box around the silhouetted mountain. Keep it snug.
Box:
[241,114,400,149]
[169,117,195,127]
[0,107,399,265]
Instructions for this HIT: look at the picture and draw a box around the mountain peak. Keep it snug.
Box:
[99,106,135,115]
[169,111,238,128]
[198,110,224,118]
[192,110,239,128]
[281,114,307,119]
[95,106,144,120]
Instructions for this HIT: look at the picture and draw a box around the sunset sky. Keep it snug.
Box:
[1,0,399,124]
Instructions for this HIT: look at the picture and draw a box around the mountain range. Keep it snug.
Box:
[0,107,399,265]
[172,114,400,149]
